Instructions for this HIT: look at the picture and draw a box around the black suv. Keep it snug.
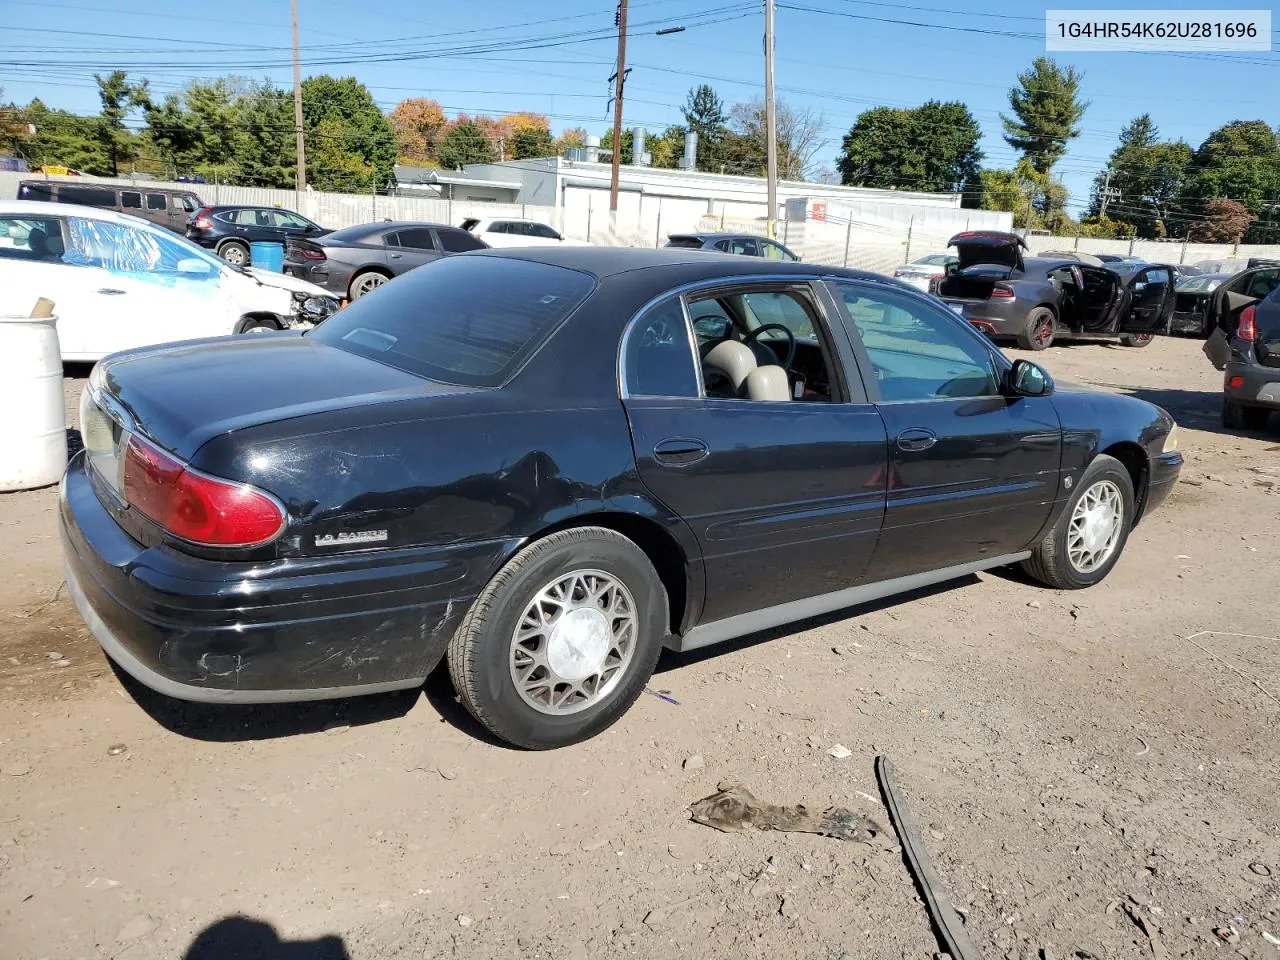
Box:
[186,205,329,265]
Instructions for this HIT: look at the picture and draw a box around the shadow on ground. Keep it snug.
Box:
[184,916,348,959]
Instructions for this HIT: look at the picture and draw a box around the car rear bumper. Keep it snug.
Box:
[943,300,1028,337]
[283,263,348,297]
[1143,451,1183,517]
[60,453,502,703]
[1224,360,1280,409]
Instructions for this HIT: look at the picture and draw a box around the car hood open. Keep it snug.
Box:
[241,267,333,299]
[97,335,468,459]
[948,230,1027,271]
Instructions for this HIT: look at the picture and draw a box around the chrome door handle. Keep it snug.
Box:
[97,288,127,295]
[390,253,403,260]
[896,428,937,452]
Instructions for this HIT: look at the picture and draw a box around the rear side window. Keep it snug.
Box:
[121,191,142,209]
[60,185,118,208]
[216,210,240,224]
[311,256,595,387]
[146,193,167,210]
[665,237,703,249]
[439,229,486,252]
[623,298,698,398]
[392,228,435,250]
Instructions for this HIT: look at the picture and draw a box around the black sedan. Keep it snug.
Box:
[938,231,1172,350]
[62,249,1182,749]
[666,232,800,261]
[283,220,488,300]
[185,204,329,265]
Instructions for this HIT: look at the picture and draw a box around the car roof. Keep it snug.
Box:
[2,198,158,228]
[669,232,771,242]
[467,245,876,282]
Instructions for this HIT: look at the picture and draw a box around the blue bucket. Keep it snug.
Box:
[249,241,285,273]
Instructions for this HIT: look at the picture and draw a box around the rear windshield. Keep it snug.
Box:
[310,255,595,387]
[323,223,388,244]
[666,237,704,249]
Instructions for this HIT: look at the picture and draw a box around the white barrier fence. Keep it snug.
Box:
[7,171,1280,271]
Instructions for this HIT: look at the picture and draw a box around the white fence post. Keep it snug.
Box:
[654,197,663,249]
[904,215,914,263]
[843,219,852,267]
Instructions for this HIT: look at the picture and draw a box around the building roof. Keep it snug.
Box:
[394,165,521,190]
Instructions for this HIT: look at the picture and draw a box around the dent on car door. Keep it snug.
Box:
[1119,266,1174,332]
[618,283,888,630]
[830,280,1061,581]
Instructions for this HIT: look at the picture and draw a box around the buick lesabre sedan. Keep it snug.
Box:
[63,249,1183,749]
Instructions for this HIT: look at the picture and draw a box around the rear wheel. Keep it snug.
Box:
[1120,331,1154,348]
[1022,454,1134,590]
[1017,308,1055,351]
[447,526,667,750]
[219,241,249,266]
[348,270,388,300]
[1223,397,1271,431]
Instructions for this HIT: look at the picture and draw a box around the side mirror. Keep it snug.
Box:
[176,257,213,275]
[1008,359,1053,397]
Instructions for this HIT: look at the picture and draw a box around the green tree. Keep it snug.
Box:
[143,80,240,181]
[94,70,149,175]
[1089,115,1191,238]
[437,122,497,168]
[510,126,555,160]
[977,159,1067,231]
[600,127,633,165]
[234,82,297,187]
[837,100,982,194]
[1176,121,1280,241]
[681,84,726,171]
[648,125,687,169]
[1001,57,1087,174]
[19,99,107,173]
[301,75,396,191]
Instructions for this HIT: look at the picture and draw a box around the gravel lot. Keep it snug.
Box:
[1,337,1277,960]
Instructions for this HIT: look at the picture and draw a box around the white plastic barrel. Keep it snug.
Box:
[0,314,67,491]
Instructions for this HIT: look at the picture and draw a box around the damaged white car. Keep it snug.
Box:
[0,200,340,361]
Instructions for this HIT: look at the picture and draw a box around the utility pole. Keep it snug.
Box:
[764,0,778,239]
[609,0,628,212]
[1098,167,1120,218]
[291,0,306,202]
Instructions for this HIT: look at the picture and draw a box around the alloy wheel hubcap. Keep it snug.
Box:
[225,247,246,264]
[1067,479,1123,573]
[1036,318,1053,345]
[356,276,384,295]
[509,570,637,715]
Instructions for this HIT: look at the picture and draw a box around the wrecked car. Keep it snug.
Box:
[63,248,1181,749]
[1,201,339,360]
[937,231,1173,351]
[1201,264,1280,431]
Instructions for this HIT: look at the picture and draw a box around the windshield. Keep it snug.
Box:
[1177,275,1226,292]
[1106,262,1144,278]
[913,254,950,266]
[310,255,595,387]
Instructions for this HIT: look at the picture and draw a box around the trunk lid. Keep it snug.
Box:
[948,230,1027,271]
[92,335,466,460]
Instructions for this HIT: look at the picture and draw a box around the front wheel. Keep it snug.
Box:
[447,527,667,750]
[1120,331,1154,348]
[1017,309,1055,351]
[1022,454,1135,589]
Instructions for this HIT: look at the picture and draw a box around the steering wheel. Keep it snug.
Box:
[741,323,796,370]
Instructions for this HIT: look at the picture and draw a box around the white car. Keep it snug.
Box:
[0,201,340,361]
[461,216,585,249]
[891,253,958,292]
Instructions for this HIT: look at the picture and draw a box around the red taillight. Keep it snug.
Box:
[122,435,285,547]
[193,216,213,231]
[991,284,1015,298]
[1238,305,1257,341]
[1229,375,1245,388]
[299,247,326,261]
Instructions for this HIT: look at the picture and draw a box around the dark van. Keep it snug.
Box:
[16,180,203,234]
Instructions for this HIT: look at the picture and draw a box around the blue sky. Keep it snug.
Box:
[1,0,1276,209]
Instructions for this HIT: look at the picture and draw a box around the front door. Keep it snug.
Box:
[829,280,1061,582]
[1117,265,1175,334]
[620,283,888,626]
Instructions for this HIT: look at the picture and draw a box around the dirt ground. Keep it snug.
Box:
[1,338,1278,960]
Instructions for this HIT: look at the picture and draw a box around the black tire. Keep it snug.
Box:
[1022,454,1135,590]
[1223,397,1271,431]
[219,241,249,266]
[237,316,280,334]
[348,270,388,300]
[447,526,667,750]
[1016,308,1055,351]
[1120,331,1155,348]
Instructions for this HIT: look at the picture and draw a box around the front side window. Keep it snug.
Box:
[835,283,1000,402]
[310,256,595,387]
[120,191,142,209]
[272,210,311,229]
[0,216,66,262]
[622,298,698,398]
[64,217,222,279]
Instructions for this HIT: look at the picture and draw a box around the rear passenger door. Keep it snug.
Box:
[830,280,1061,581]
[385,228,441,275]
[1118,266,1174,333]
